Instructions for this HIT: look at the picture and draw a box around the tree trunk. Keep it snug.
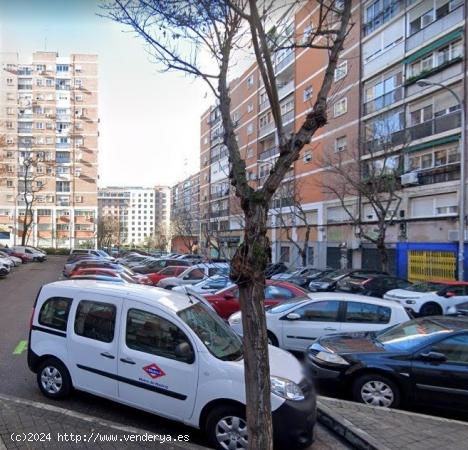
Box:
[377,240,389,273]
[231,201,273,450]
[301,247,307,267]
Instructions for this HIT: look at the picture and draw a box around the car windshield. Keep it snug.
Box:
[326,269,348,279]
[178,302,243,361]
[123,266,135,276]
[267,297,310,314]
[97,250,110,257]
[375,318,454,352]
[405,282,447,293]
[120,273,137,283]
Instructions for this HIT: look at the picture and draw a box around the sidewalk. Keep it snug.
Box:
[317,396,468,450]
[0,393,208,450]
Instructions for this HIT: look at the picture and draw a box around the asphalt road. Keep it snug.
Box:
[0,257,350,449]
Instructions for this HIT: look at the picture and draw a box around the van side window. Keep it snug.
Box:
[39,297,72,331]
[74,300,116,343]
[126,309,194,363]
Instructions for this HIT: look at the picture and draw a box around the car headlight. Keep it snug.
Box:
[270,376,304,401]
[228,312,242,324]
[315,351,349,366]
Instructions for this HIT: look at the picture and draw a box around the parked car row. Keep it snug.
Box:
[0,246,47,278]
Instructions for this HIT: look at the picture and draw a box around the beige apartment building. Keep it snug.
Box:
[199,0,468,278]
[0,51,98,248]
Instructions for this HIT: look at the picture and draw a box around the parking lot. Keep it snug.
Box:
[0,257,350,449]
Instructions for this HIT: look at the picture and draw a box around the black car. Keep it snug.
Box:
[273,268,334,288]
[308,269,388,292]
[132,258,191,274]
[306,316,468,410]
[265,262,288,278]
[336,274,412,298]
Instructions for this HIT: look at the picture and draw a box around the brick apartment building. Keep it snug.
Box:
[97,185,170,247]
[170,173,200,253]
[0,51,98,248]
[199,0,468,277]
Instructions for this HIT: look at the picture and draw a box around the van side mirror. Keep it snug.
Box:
[175,342,194,363]
[418,351,447,363]
[285,312,301,321]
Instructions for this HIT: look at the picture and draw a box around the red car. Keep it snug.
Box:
[146,265,188,285]
[204,280,308,320]
[71,267,152,285]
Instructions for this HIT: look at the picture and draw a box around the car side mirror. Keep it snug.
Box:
[418,351,447,363]
[175,342,194,363]
[285,312,301,321]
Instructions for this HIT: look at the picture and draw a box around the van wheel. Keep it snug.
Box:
[205,404,247,450]
[37,358,72,399]
[419,302,442,316]
[267,331,279,347]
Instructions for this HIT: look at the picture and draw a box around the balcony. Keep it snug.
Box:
[363,88,403,116]
[407,6,464,52]
[364,129,406,153]
[275,51,294,75]
[408,111,461,141]
[18,113,33,121]
[363,0,403,36]
[210,209,229,218]
[18,127,33,134]
[56,142,71,149]
[277,80,295,100]
[258,121,275,138]
[282,109,294,124]
[259,146,279,161]
[211,189,230,200]
[418,164,460,186]
[18,84,32,90]
[56,157,71,164]
[363,39,404,78]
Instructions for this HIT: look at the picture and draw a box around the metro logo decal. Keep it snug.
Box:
[143,363,166,379]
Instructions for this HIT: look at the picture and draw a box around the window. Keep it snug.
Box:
[75,94,83,102]
[429,334,468,363]
[126,308,193,362]
[247,123,254,135]
[247,74,254,88]
[333,98,347,117]
[36,64,45,72]
[39,297,72,331]
[344,302,391,324]
[74,300,116,343]
[303,86,313,102]
[280,246,290,263]
[36,122,44,129]
[56,181,70,192]
[74,79,82,87]
[294,301,340,322]
[303,151,312,163]
[247,103,253,113]
[335,136,347,153]
[265,285,295,300]
[334,61,348,81]
[56,64,69,72]
[6,180,13,188]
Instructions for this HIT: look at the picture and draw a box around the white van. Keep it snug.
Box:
[28,280,315,449]
[70,248,114,261]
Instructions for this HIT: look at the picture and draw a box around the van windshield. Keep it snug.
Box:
[178,302,243,361]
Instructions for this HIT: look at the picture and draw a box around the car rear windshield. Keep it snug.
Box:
[178,302,243,361]
[406,282,447,293]
[375,318,454,351]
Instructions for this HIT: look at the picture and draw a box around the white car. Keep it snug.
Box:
[0,251,21,266]
[383,281,468,316]
[157,263,229,289]
[0,255,15,269]
[172,275,233,295]
[28,280,315,449]
[229,293,410,352]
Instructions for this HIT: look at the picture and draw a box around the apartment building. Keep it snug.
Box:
[98,185,170,246]
[170,173,200,253]
[200,0,468,274]
[0,51,98,248]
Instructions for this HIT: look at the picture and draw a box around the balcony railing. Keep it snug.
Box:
[211,190,230,200]
[277,80,294,100]
[364,129,406,153]
[18,113,33,120]
[56,157,71,164]
[418,164,460,186]
[259,146,279,161]
[408,111,461,141]
[259,121,275,137]
[210,209,229,218]
[275,52,294,74]
[363,87,403,115]
[18,84,32,90]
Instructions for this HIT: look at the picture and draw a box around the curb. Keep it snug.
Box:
[317,399,392,450]
[0,393,208,450]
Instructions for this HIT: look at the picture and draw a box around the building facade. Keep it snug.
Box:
[0,51,98,248]
[98,185,170,247]
[170,173,200,253]
[199,0,468,275]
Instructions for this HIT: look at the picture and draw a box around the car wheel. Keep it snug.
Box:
[205,404,247,450]
[267,331,279,347]
[37,358,72,399]
[352,373,400,408]
[419,302,442,316]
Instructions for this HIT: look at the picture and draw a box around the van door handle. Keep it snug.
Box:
[120,358,136,365]
[324,327,337,331]
[100,352,115,359]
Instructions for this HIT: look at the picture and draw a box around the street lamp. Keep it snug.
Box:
[417,79,465,280]
[257,159,282,263]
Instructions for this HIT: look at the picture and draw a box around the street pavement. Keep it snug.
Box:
[0,257,350,449]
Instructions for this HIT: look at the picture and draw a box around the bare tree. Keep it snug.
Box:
[97,215,120,248]
[171,208,199,253]
[103,1,352,447]
[321,127,405,273]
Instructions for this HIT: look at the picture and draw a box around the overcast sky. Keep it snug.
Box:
[0,0,210,188]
